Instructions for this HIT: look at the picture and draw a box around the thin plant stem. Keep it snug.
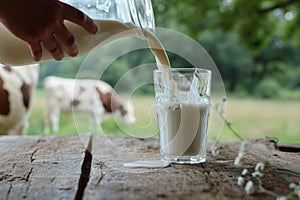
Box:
[266,168,293,184]
[257,178,279,198]
[224,119,244,141]
[212,102,244,141]
[213,100,299,199]
[278,168,300,176]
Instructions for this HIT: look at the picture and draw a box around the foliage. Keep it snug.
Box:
[153,0,300,50]
[152,0,300,96]
[38,56,84,87]
[36,0,300,98]
[254,78,281,99]
[199,31,253,92]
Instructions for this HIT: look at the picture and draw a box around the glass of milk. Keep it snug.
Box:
[154,68,211,164]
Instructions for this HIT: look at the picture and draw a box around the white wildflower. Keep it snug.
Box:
[295,185,300,199]
[254,162,265,171]
[237,176,245,186]
[289,183,296,189]
[276,196,287,200]
[211,146,221,156]
[234,152,244,166]
[295,184,300,191]
[252,171,263,178]
[242,169,248,176]
[234,141,249,166]
[239,141,249,153]
[245,180,254,194]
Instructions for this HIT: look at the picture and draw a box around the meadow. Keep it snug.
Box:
[28,89,300,144]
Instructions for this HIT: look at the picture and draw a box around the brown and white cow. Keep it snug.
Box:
[43,76,136,134]
[0,64,39,135]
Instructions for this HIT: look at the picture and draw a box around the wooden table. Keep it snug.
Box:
[0,134,299,200]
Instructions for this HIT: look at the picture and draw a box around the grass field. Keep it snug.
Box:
[27,89,300,144]
[219,98,300,143]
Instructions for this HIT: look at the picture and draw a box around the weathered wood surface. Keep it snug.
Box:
[84,136,300,200]
[0,134,91,200]
[0,135,299,200]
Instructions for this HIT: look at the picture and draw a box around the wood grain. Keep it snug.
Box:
[0,134,91,200]
[83,137,300,200]
[0,135,299,200]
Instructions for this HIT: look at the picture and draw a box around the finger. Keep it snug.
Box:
[28,41,42,61]
[61,3,99,34]
[42,34,64,61]
[55,24,78,57]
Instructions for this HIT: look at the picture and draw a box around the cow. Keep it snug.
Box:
[43,76,136,134]
[0,64,39,135]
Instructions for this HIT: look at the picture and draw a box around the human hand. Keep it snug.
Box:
[0,0,99,61]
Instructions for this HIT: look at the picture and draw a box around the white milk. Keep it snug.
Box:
[0,20,170,68]
[156,102,209,161]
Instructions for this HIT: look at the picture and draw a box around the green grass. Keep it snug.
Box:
[28,89,300,144]
[28,89,159,138]
[219,98,300,143]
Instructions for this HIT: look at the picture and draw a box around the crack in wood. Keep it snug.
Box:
[24,182,31,199]
[82,161,106,188]
[0,174,12,181]
[51,177,55,183]
[25,167,33,182]
[74,135,93,200]
[58,187,72,191]
[96,169,104,185]
[9,176,24,182]
[277,144,300,152]
[5,183,12,200]
[94,162,105,185]
[30,148,39,163]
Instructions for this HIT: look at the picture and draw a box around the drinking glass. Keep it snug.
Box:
[154,68,211,164]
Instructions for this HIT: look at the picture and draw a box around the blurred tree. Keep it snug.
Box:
[37,1,300,96]
[153,0,300,95]
[40,56,84,80]
[199,31,253,92]
[153,0,300,51]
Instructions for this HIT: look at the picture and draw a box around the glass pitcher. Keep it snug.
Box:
[61,0,155,32]
[0,0,155,66]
